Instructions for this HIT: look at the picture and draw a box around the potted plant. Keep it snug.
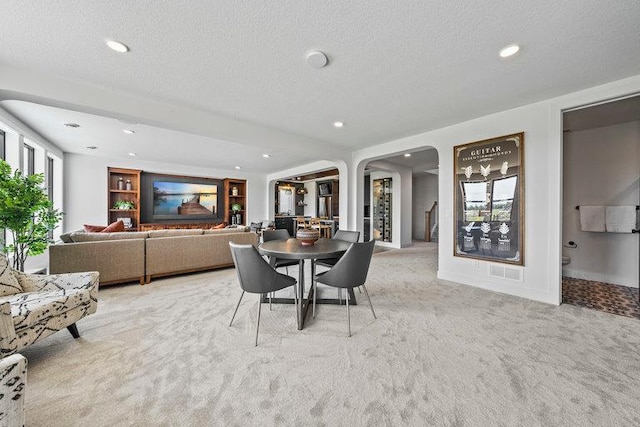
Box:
[113,200,135,210]
[0,160,62,271]
[231,203,242,213]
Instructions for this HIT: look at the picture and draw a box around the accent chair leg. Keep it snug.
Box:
[255,294,263,347]
[67,323,80,339]
[229,291,245,326]
[362,285,377,319]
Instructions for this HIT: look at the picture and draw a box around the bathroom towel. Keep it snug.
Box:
[605,206,637,233]
[579,205,605,232]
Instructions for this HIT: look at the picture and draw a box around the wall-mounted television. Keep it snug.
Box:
[140,173,223,223]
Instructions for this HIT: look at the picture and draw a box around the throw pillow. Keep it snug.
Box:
[212,223,226,229]
[83,220,125,233]
[250,222,261,232]
[84,223,106,232]
[102,220,125,233]
[0,253,22,297]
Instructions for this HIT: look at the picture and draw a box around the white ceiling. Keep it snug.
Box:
[1,1,639,173]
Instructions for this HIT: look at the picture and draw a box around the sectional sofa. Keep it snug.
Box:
[49,227,259,285]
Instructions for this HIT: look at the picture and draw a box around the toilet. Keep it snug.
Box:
[562,255,571,266]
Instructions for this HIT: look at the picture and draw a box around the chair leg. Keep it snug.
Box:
[269,292,272,311]
[67,323,80,339]
[313,281,317,319]
[346,289,351,337]
[229,291,245,326]
[362,285,377,319]
[255,294,263,347]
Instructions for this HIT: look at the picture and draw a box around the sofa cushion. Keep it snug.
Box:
[147,229,204,238]
[0,254,22,297]
[70,231,149,242]
[203,227,251,235]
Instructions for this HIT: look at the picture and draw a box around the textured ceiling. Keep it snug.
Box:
[1,1,639,172]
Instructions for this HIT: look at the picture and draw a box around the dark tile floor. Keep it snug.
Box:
[562,277,640,319]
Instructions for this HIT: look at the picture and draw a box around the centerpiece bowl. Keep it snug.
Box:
[296,228,320,246]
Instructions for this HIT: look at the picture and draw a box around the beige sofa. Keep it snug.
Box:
[49,228,258,285]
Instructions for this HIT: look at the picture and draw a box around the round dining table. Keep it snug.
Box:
[258,237,352,330]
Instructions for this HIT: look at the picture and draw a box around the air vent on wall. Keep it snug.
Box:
[489,264,523,282]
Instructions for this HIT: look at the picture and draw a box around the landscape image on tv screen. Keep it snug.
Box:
[153,181,218,216]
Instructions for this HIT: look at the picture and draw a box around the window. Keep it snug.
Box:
[0,130,5,160]
[47,156,54,202]
[0,131,4,246]
[23,144,35,175]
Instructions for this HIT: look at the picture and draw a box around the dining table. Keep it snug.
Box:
[258,237,354,330]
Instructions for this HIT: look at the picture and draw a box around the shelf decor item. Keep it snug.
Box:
[231,186,238,196]
[231,203,242,213]
[454,132,524,265]
[117,177,124,190]
[125,179,132,191]
[113,200,135,210]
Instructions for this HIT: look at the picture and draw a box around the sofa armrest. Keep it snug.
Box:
[0,303,17,358]
[0,353,27,426]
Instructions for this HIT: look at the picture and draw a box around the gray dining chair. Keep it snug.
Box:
[315,230,360,269]
[262,229,298,273]
[229,242,297,346]
[313,239,376,337]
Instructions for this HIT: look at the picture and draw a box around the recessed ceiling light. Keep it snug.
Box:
[123,129,135,134]
[404,153,411,157]
[235,166,241,170]
[334,121,344,128]
[262,154,270,158]
[128,152,137,157]
[86,146,97,150]
[306,51,328,68]
[499,44,520,58]
[106,39,129,53]
[64,122,80,128]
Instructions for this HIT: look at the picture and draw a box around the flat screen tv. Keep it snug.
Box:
[153,180,219,220]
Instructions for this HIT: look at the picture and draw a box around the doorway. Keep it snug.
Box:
[561,95,640,319]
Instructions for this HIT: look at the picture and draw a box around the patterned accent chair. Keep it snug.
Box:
[0,254,99,357]
[0,353,27,426]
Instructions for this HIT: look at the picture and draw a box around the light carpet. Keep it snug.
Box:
[22,242,640,426]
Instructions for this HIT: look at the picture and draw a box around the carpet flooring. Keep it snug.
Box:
[21,242,640,426]
[562,277,640,320]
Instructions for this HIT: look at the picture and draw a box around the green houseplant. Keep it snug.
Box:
[0,160,62,271]
[113,200,135,210]
[231,203,242,213]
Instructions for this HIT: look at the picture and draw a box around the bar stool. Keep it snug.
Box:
[310,218,331,238]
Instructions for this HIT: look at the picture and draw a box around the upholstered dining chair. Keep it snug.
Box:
[229,242,297,346]
[313,239,376,337]
[262,229,298,274]
[315,230,360,269]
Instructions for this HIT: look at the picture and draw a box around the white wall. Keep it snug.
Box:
[413,173,439,240]
[64,153,267,232]
[349,75,640,305]
[562,121,640,287]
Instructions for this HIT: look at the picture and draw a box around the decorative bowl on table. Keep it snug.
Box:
[296,229,320,246]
